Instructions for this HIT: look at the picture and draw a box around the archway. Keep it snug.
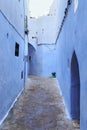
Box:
[71,51,80,120]
[28,43,36,75]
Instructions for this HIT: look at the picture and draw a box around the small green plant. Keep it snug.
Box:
[52,72,56,78]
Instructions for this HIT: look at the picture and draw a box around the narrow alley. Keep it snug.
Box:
[0,76,78,130]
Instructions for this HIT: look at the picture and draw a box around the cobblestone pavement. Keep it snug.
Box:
[0,75,75,130]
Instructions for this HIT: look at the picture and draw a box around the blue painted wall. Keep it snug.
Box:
[28,44,43,76]
[42,45,57,77]
[0,0,25,37]
[28,44,57,77]
[56,0,87,129]
[28,0,87,129]
[0,11,24,123]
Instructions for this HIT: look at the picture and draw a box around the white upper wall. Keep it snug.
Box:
[0,0,29,37]
[49,0,59,16]
[29,15,58,45]
[29,0,68,45]
[37,15,58,44]
[57,0,67,28]
[50,0,68,32]
[28,18,38,48]
[29,0,59,45]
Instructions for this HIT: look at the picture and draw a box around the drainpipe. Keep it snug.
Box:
[23,0,29,84]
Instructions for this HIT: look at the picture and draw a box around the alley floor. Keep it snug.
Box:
[0,75,79,130]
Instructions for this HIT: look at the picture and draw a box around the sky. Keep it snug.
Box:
[29,0,53,18]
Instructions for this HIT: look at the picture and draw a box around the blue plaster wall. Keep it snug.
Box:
[0,0,24,37]
[41,45,57,77]
[28,44,57,77]
[0,11,24,123]
[28,0,87,129]
[56,0,87,129]
[28,44,43,76]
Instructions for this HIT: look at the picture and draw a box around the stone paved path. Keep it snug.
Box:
[0,75,75,130]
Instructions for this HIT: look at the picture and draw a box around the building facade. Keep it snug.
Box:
[28,3,59,77]
[0,0,29,124]
[56,0,87,129]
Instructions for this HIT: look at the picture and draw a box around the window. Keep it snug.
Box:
[21,71,23,79]
[29,56,31,60]
[15,43,19,57]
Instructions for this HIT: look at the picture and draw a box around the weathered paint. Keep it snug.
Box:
[0,0,24,37]
[0,11,24,122]
[29,0,87,129]
[56,0,87,129]
[0,0,29,124]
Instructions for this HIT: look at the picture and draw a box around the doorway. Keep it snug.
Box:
[28,43,36,75]
[71,51,80,120]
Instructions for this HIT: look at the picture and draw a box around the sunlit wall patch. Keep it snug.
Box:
[74,0,79,13]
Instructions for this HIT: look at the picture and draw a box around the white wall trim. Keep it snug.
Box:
[56,79,71,119]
